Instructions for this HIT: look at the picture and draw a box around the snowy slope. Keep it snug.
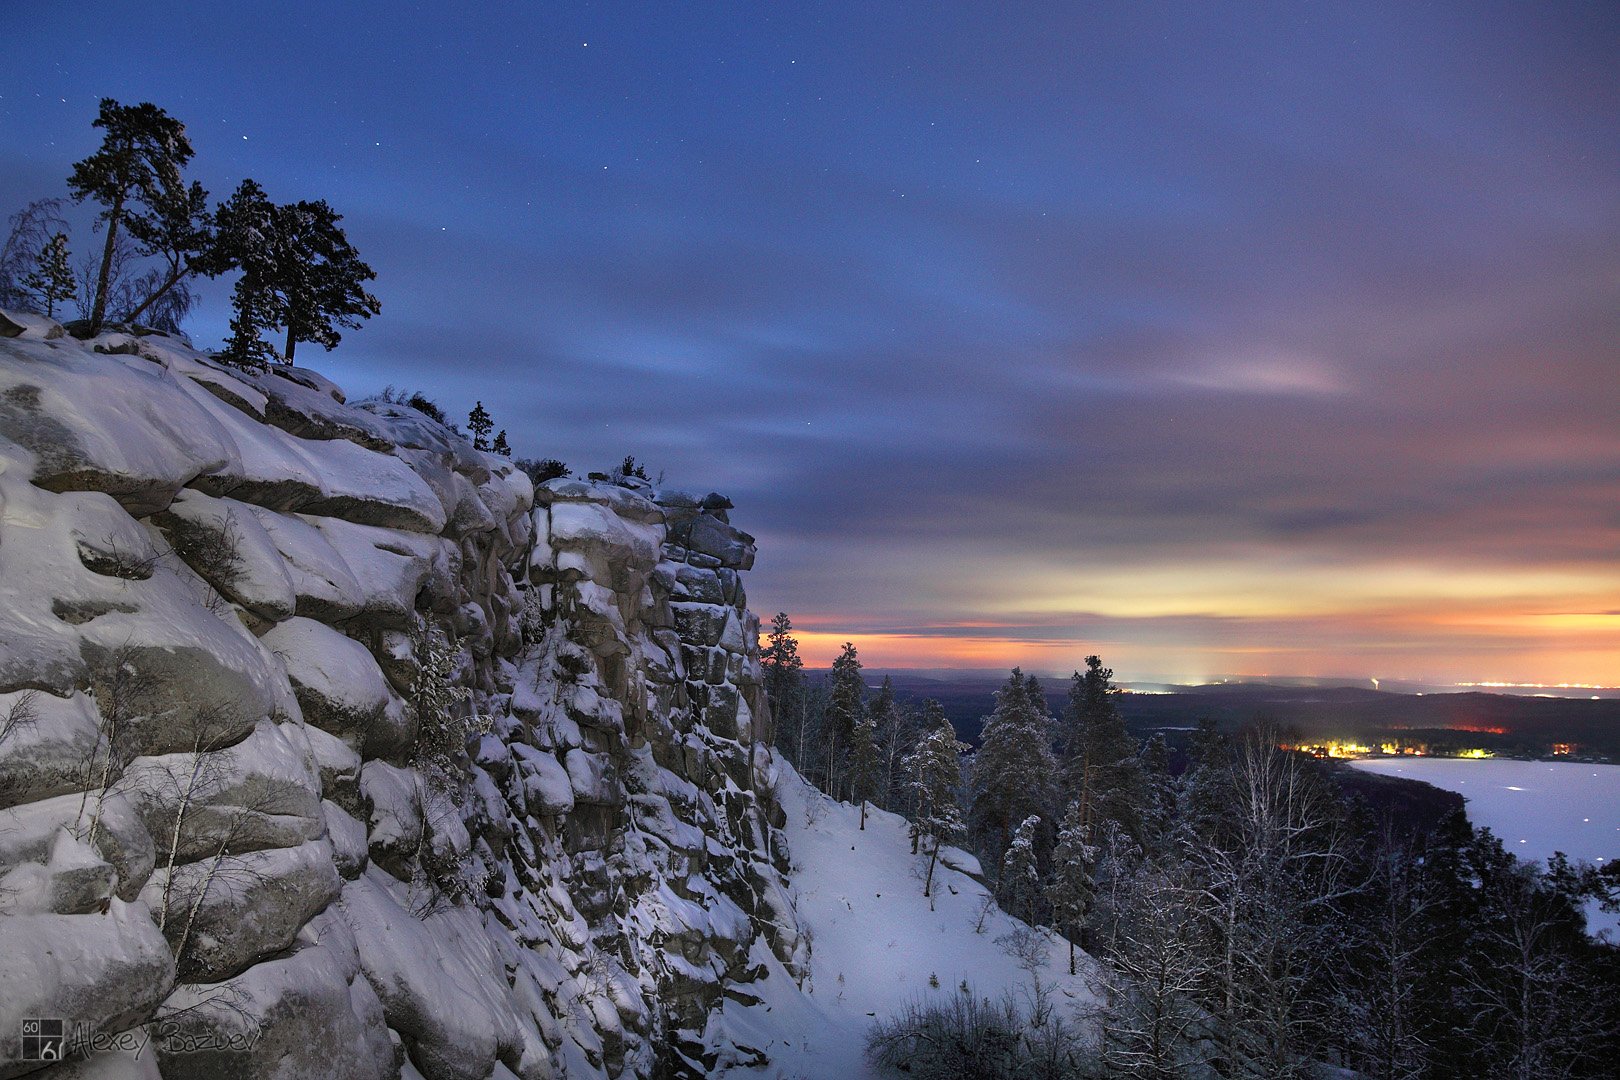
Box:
[705,756,1097,1078]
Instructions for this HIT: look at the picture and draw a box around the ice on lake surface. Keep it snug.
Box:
[1349,758,1620,939]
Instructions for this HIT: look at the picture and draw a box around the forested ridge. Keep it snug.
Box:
[762,620,1620,1079]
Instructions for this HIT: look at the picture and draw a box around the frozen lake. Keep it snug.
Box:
[1349,757,1620,938]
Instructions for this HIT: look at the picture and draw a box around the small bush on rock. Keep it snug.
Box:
[515,457,569,485]
[409,626,481,783]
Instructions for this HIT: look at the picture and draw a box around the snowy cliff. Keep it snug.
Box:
[0,313,805,1079]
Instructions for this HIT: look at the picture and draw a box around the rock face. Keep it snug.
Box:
[0,317,804,1079]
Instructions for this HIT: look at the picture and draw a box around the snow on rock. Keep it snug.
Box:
[360,759,423,875]
[264,616,409,755]
[249,509,368,622]
[339,870,514,1080]
[307,515,441,629]
[155,908,395,1080]
[0,337,231,515]
[0,688,104,809]
[0,828,116,916]
[512,741,574,815]
[0,899,175,1068]
[0,789,157,902]
[139,838,341,981]
[297,436,447,535]
[151,488,297,621]
[120,719,326,864]
[0,308,67,340]
[325,798,370,879]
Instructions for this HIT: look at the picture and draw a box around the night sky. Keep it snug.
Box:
[3,2,1617,684]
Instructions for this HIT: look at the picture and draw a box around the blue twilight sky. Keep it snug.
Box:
[2,1,1617,682]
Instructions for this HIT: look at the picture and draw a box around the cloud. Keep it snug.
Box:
[2,1,1615,682]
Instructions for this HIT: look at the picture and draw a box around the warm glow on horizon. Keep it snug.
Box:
[783,612,1620,685]
[763,541,1620,684]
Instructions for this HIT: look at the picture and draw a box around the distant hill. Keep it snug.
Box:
[825,671,1620,759]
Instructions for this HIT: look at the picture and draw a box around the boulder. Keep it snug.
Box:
[0,340,232,516]
[0,689,104,810]
[338,871,521,1080]
[265,618,413,757]
[140,837,341,983]
[154,927,394,1080]
[151,489,296,621]
[0,790,156,902]
[122,720,325,865]
[0,900,175,1074]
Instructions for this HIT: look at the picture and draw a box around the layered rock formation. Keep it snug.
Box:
[0,315,804,1079]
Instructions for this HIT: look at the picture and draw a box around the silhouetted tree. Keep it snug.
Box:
[68,99,197,334]
[467,401,493,450]
[23,233,75,318]
[1062,656,1148,841]
[824,642,864,798]
[0,198,69,311]
[214,178,379,362]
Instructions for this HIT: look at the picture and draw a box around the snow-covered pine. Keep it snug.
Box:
[1048,800,1096,975]
[969,667,1055,869]
[22,231,75,318]
[999,813,1044,925]
[905,712,966,904]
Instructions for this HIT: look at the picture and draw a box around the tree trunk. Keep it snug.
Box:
[89,195,123,334]
[123,260,186,325]
[924,839,939,906]
[284,320,297,363]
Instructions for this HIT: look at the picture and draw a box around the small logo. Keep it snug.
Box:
[20,1018,65,1061]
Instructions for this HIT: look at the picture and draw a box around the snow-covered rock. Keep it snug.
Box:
[0,900,176,1070]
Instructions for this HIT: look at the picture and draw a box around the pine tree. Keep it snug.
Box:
[824,642,864,799]
[122,175,213,327]
[214,179,380,363]
[1140,732,1178,853]
[1061,655,1148,840]
[849,708,879,830]
[1000,814,1044,924]
[467,401,493,451]
[0,199,70,312]
[905,708,966,904]
[761,612,806,731]
[492,430,511,457]
[1049,801,1097,974]
[970,668,1055,868]
[68,98,195,334]
[221,276,276,368]
[907,700,950,853]
[871,675,916,814]
[23,232,75,318]
[271,199,379,361]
